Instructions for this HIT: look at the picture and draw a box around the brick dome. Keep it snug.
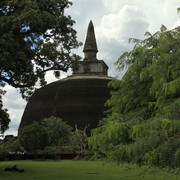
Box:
[18,21,113,134]
[19,75,112,133]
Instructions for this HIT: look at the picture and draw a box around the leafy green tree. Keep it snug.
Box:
[42,116,72,147]
[89,22,180,168]
[109,24,180,120]
[0,137,22,155]
[18,117,72,153]
[0,0,81,133]
[18,121,48,152]
[0,90,10,134]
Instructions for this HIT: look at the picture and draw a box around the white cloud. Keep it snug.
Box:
[171,19,180,29]
[103,0,180,32]
[97,5,149,41]
[95,5,149,77]
[2,86,26,136]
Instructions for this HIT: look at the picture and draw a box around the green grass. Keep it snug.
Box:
[0,160,179,180]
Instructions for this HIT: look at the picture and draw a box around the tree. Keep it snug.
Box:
[0,136,22,156]
[18,117,72,153]
[89,24,180,168]
[0,0,81,133]
[42,116,72,147]
[0,89,10,134]
[18,122,48,152]
[70,124,89,155]
[106,24,180,122]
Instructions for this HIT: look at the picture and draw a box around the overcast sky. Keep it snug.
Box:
[2,0,180,136]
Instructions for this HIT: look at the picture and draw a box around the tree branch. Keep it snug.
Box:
[0,76,33,88]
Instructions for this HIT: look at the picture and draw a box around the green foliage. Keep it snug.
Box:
[42,116,72,147]
[89,115,132,156]
[0,0,81,90]
[0,105,10,134]
[19,121,48,152]
[0,89,10,134]
[89,21,180,168]
[0,137,22,155]
[102,118,180,168]
[43,146,59,155]
[174,150,180,167]
[70,127,88,154]
[130,123,145,140]
[0,0,81,133]
[18,117,73,153]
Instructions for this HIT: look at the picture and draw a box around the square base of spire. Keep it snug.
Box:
[73,60,108,76]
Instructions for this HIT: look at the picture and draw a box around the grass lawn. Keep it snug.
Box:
[0,160,179,180]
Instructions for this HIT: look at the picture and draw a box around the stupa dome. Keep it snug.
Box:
[18,21,112,133]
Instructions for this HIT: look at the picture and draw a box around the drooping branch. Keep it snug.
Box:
[0,76,34,88]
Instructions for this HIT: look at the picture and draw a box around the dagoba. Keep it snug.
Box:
[18,21,112,134]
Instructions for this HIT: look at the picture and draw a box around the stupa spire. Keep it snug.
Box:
[83,20,98,60]
[73,20,108,76]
